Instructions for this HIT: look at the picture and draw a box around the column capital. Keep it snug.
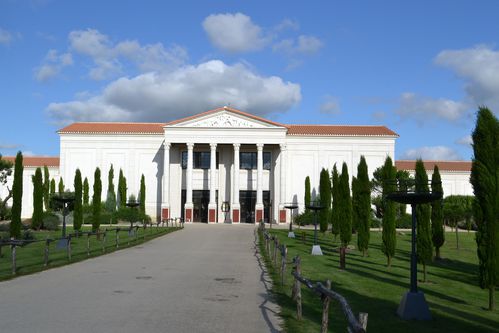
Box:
[256,143,264,151]
[233,143,241,150]
[164,141,171,149]
[210,143,218,150]
[186,142,194,150]
[279,143,287,151]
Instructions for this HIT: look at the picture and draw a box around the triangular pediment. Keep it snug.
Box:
[165,107,285,129]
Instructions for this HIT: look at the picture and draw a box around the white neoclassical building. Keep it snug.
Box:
[1,106,473,222]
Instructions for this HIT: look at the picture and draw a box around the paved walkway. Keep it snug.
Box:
[0,224,281,333]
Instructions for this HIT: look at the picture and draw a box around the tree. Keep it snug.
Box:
[43,165,50,211]
[118,169,127,208]
[83,177,89,205]
[58,178,64,193]
[139,174,146,214]
[0,154,13,219]
[356,156,371,256]
[319,168,331,232]
[338,162,352,269]
[443,195,473,249]
[351,176,359,232]
[431,166,445,259]
[92,167,102,232]
[396,170,411,216]
[331,165,340,239]
[73,169,83,231]
[381,156,397,267]
[470,106,499,311]
[10,151,23,238]
[31,167,43,230]
[304,176,311,213]
[105,164,117,222]
[415,159,433,282]
[50,178,56,195]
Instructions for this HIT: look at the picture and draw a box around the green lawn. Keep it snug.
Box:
[260,228,499,333]
[0,225,180,281]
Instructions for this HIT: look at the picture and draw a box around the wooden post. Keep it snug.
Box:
[273,238,279,266]
[67,236,72,261]
[102,231,106,253]
[359,313,368,332]
[266,235,270,254]
[135,226,139,242]
[11,243,16,275]
[321,280,331,333]
[44,238,50,266]
[116,228,120,248]
[293,256,302,320]
[87,233,90,256]
[281,245,287,286]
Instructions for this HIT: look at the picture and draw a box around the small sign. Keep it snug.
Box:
[128,229,135,237]
[56,239,68,250]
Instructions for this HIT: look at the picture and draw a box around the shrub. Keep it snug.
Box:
[42,212,60,231]
[0,222,10,232]
[295,210,314,226]
[22,229,35,241]
[0,206,11,221]
[115,207,150,224]
[396,213,412,229]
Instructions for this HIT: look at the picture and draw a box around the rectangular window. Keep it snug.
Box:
[239,152,271,170]
[182,151,219,169]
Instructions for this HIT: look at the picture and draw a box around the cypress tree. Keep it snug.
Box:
[351,176,359,232]
[319,168,331,232]
[43,165,50,211]
[470,106,499,311]
[140,174,146,214]
[357,156,371,256]
[431,166,445,259]
[74,169,83,231]
[381,156,397,267]
[331,165,340,239]
[83,177,89,205]
[118,169,127,208]
[10,151,23,238]
[415,159,433,282]
[58,178,64,193]
[304,176,311,212]
[50,178,56,195]
[105,164,117,221]
[92,167,102,232]
[31,167,43,230]
[338,162,352,269]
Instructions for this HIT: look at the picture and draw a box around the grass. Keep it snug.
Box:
[260,228,499,333]
[0,225,180,281]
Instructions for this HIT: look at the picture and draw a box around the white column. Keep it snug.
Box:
[232,143,241,222]
[256,143,264,205]
[279,144,287,223]
[185,142,194,221]
[208,143,217,223]
[162,142,171,220]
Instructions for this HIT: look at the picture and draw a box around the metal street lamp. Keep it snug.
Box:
[306,200,324,255]
[284,203,298,238]
[52,192,75,238]
[126,201,140,228]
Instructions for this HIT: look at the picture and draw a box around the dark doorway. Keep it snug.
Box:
[239,191,270,223]
[181,190,218,223]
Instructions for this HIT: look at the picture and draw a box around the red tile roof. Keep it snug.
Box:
[58,122,165,134]
[395,160,472,172]
[287,125,398,137]
[2,156,60,167]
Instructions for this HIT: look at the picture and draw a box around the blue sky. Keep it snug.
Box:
[1,0,498,160]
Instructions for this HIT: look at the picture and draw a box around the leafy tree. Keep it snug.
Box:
[319,168,331,232]
[83,177,89,205]
[331,165,340,239]
[470,107,499,311]
[304,176,311,213]
[338,162,352,269]
[73,169,83,231]
[443,195,473,249]
[431,166,444,259]
[415,159,432,282]
[43,165,50,211]
[58,178,64,193]
[118,169,127,208]
[31,167,43,230]
[381,156,397,267]
[92,167,102,232]
[105,164,117,223]
[0,154,13,219]
[10,151,23,238]
[140,174,146,214]
[356,156,371,256]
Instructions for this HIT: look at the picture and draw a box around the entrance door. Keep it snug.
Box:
[181,190,217,223]
[239,191,270,223]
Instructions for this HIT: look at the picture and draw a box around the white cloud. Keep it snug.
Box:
[435,45,499,111]
[34,49,73,81]
[67,29,188,80]
[319,95,340,115]
[455,135,472,146]
[47,60,301,125]
[0,28,13,45]
[202,13,268,53]
[273,35,323,55]
[394,92,470,124]
[400,146,462,161]
[274,19,300,32]
[0,144,20,149]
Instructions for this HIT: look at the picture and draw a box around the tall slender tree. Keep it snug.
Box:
[319,168,331,232]
[356,156,371,256]
[105,164,117,221]
[304,176,311,212]
[381,156,397,267]
[118,169,127,208]
[92,167,102,232]
[31,167,43,230]
[140,174,146,214]
[331,165,340,239]
[83,177,89,205]
[415,159,433,282]
[470,106,499,311]
[351,176,359,232]
[10,151,23,238]
[431,166,444,259]
[338,162,352,269]
[58,178,64,193]
[43,165,50,211]
[74,169,83,231]
[50,178,56,209]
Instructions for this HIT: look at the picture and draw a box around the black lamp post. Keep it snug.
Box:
[52,193,75,238]
[385,179,442,321]
[306,200,324,255]
[284,203,298,238]
[126,201,140,228]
